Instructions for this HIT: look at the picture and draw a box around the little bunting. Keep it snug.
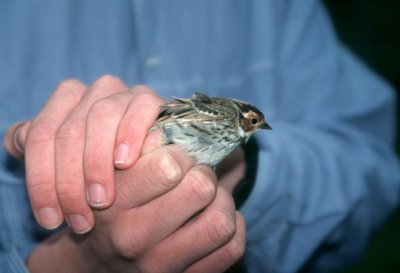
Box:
[153,93,271,166]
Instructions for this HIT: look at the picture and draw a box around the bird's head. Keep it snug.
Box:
[233,100,271,140]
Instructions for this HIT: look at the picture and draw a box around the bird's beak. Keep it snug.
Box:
[260,121,272,130]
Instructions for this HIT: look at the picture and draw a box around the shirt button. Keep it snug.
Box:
[145,56,161,68]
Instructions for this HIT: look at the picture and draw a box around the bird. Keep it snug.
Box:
[153,92,271,166]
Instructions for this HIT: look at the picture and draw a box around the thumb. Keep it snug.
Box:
[3,121,31,159]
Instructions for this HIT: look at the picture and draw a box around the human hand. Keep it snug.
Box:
[3,75,164,233]
[26,134,246,273]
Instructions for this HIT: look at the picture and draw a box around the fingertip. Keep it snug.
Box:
[35,207,63,230]
[66,214,94,234]
[114,141,135,169]
[91,75,128,93]
[114,129,164,169]
[86,182,113,209]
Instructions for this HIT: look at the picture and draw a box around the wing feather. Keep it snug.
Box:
[156,93,235,125]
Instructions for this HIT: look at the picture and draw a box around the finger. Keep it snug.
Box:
[25,79,86,229]
[114,85,164,169]
[55,75,126,234]
[185,212,246,273]
[84,89,141,208]
[111,164,217,259]
[115,145,194,209]
[138,187,239,273]
[3,121,31,159]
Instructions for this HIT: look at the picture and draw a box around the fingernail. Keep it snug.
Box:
[87,183,108,208]
[38,207,60,229]
[159,153,182,182]
[114,142,130,166]
[67,214,92,234]
[13,124,24,155]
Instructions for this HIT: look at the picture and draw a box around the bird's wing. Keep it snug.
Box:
[156,93,235,124]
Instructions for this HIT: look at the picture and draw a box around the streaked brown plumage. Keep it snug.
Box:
[153,93,271,166]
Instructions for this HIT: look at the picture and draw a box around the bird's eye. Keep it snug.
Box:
[251,118,258,125]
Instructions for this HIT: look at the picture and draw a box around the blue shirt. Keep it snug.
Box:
[1,1,399,272]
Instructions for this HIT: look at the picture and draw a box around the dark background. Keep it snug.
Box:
[323,1,400,272]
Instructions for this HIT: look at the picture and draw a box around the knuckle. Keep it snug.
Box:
[205,210,236,245]
[56,119,84,142]
[26,120,56,145]
[27,178,55,206]
[56,186,87,215]
[84,153,109,174]
[111,237,134,258]
[53,79,85,103]
[94,75,125,90]
[27,173,51,190]
[56,182,81,203]
[56,79,84,93]
[132,84,155,94]
[223,235,246,263]
[89,97,121,119]
[55,181,73,196]
[186,169,216,204]
[130,85,165,107]
[110,228,141,259]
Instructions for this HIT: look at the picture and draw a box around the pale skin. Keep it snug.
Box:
[3,75,246,273]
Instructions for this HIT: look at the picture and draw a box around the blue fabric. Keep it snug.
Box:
[0,0,399,272]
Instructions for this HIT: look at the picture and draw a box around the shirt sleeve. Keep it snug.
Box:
[0,249,31,273]
[0,156,39,273]
[240,1,400,272]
